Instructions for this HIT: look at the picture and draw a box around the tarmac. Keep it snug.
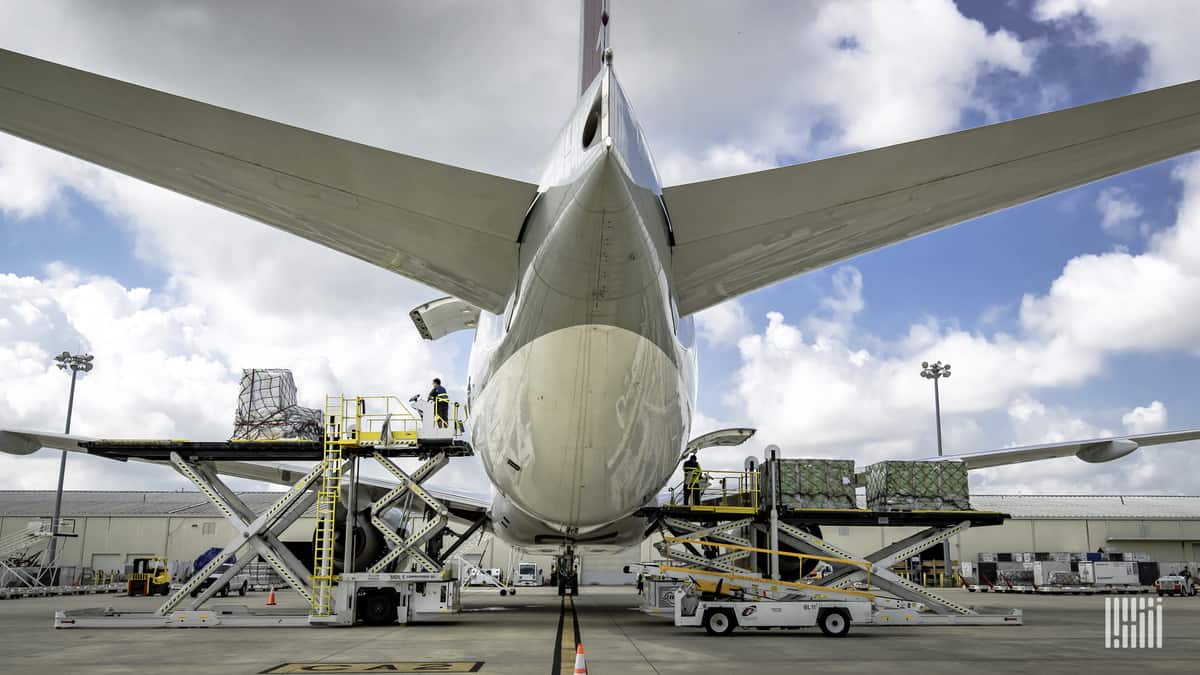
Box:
[0,587,1197,674]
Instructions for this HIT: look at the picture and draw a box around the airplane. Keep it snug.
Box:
[3,1,1200,593]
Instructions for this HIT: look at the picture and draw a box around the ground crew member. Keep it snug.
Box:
[682,452,702,505]
[428,378,450,428]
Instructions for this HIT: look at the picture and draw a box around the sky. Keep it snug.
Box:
[2,0,1200,498]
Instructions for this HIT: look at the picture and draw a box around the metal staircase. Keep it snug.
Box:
[311,397,348,617]
[0,523,51,588]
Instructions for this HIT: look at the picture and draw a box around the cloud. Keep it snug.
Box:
[695,299,750,347]
[1096,187,1144,237]
[617,0,1037,184]
[1034,0,1200,89]
[1123,401,1168,434]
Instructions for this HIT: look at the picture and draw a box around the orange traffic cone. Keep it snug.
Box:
[573,644,587,674]
[267,585,277,606]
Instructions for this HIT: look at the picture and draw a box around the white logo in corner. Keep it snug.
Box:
[1105,596,1163,648]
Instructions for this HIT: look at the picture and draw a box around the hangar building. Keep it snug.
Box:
[2,491,1198,585]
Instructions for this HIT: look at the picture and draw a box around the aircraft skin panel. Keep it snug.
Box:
[665,79,1200,315]
[0,48,537,313]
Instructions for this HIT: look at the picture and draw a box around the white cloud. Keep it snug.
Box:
[1123,400,1168,434]
[618,0,1037,184]
[695,299,750,348]
[1035,0,1200,89]
[1096,187,1144,237]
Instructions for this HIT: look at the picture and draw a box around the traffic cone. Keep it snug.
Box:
[573,644,587,674]
[267,585,277,606]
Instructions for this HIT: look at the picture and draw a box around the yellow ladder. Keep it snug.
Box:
[311,396,347,617]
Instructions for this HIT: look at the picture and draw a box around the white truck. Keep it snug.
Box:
[673,587,873,637]
[1155,575,1196,597]
[189,561,250,598]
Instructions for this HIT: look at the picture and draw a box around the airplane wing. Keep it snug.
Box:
[0,429,489,519]
[664,79,1200,315]
[924,428,1200,471]
[0,48,538,313]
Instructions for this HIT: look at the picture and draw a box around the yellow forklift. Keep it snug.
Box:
[127,556,172,596]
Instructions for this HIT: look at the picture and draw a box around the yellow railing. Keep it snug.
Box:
[668,469,759,513]
[325,394,466,446]
[662,536,873,591]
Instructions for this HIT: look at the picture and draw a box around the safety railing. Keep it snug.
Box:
[667,469,759,513]
[325,394,466,446]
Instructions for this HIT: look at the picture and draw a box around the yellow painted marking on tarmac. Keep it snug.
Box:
[559,595,577,675]
[261,663,483,673]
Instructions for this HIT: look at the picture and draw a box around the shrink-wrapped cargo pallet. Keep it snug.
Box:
[231,368,322,441]
[764,458,856,509]
[863,460,970,511]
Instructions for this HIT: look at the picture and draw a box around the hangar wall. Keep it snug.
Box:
[3,492,1198,583]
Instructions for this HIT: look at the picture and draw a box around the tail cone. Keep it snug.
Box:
[267,585,277,606]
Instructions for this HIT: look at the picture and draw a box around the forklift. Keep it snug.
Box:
[127,556,172,596]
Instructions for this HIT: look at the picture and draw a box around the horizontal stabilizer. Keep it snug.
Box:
[0,48,538,312]
[665,79,1200,315]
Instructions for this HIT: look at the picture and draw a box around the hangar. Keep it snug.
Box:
[4,490,1197,586]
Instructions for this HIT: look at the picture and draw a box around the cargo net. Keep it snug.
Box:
[864,460,971,511]
[231,369,322,441]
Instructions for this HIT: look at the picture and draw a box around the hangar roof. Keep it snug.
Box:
[2,491,1200,520]
[968,494,1200,520]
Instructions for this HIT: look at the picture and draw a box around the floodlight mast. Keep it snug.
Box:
[45,351,94,569]
[919,360,951,457]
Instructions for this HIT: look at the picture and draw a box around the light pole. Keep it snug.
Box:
[919,360,951,456]
[45,351,94,569]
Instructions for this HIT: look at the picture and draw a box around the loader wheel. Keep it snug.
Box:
[818,608,851,637]
[703,608,737,636]
[238,582,247,597]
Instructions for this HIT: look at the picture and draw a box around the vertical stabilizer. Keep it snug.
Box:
[578,0,608,96]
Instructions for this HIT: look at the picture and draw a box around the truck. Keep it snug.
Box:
[1155,575,1196,597]
[189,561,250,598]
[673,586,873,637]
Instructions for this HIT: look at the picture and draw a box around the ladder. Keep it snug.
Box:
[311,397,348,617]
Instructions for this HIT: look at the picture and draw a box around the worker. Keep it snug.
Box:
[428,378,450,428]
[682,452,702,505]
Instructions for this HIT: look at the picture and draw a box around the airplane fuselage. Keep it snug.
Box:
[468,67,698,551]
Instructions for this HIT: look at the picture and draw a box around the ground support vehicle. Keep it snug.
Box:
[674,587,874,637]
[126,556,171,596]
[54,393,475,629]
[190,561,250,598]
[1155,575,1196,597]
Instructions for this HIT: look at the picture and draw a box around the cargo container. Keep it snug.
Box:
[764,458,856,509]
[863,460,969,511]
[1079,561,1140,585]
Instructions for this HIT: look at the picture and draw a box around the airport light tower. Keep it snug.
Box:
[46,351,94,568]
[920,360,951,457]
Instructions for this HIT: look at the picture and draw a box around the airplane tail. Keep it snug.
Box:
[578,0,609,95]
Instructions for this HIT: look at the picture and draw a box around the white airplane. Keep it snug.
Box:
[3,2,1200,588]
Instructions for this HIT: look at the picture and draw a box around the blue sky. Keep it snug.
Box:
[1,0,1199,495]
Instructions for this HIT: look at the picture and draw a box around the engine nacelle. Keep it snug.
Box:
[1075,439,1139,463]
